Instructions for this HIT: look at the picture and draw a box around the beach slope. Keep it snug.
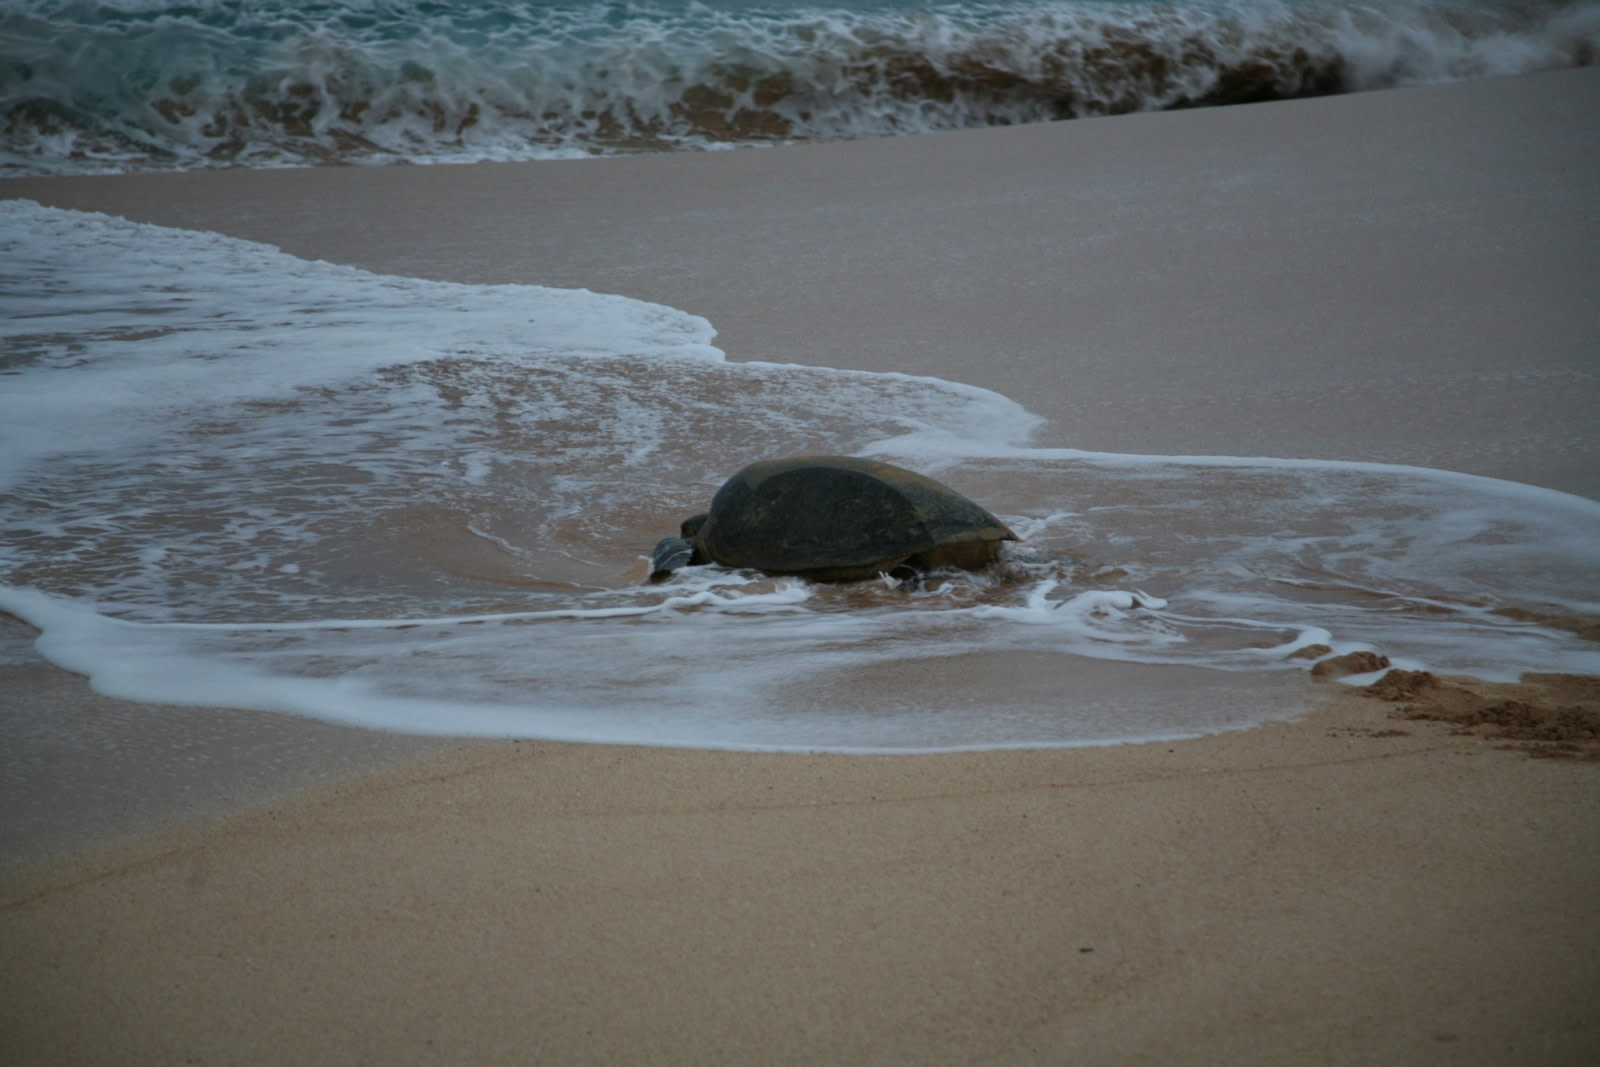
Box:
[3,68,1599,1063]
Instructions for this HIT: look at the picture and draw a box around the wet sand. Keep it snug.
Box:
[2,679,1597,1064]
[10,67,1599,497]
[4,68,1599,1063]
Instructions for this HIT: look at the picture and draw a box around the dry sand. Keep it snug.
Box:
[3,69,1599,1063]
[2,681,1597,1064]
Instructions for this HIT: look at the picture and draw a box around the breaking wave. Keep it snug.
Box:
[4,0,1597,174]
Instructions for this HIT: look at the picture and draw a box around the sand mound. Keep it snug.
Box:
[1308,650,1388,680]
[1359,669,1600,761]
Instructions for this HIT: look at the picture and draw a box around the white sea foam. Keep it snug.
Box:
[3,1,1596,174]
[2,201,1597,750]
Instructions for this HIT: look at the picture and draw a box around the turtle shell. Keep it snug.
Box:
[696,455,1016,581]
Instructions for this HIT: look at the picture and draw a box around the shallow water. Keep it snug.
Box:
[4,0,1597,174]
[3,200,1598,750]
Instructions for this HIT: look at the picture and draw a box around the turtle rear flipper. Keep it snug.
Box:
[908,537,1013,572]
[648,536,696,583]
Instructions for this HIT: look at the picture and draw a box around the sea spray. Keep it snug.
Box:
[4,0,1597,174]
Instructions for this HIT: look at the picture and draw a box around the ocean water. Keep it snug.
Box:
[3,0,1597,174]
[3,199,1598,750]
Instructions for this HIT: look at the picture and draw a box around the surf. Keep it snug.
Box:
[3,200,1597,750]
[5,0,1597,174]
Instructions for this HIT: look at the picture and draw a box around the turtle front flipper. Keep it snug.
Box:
[648,536,697,583]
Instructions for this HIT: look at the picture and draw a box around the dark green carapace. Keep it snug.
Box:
[649,455,1017,583]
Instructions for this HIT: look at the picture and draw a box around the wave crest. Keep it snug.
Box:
[3,0,1598,173]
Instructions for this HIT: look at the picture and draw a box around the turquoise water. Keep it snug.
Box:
[5,0,1597,173]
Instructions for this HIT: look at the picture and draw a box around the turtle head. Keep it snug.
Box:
[647,513,712,583]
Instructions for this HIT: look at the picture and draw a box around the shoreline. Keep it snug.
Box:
[8,68,1599,500]
[3,70,1599,1061]
[0,615,480,876]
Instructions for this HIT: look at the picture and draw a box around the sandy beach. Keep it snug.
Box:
[4,67,1599,1063]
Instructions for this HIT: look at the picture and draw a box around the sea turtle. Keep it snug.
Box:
[648,454,1018,583]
